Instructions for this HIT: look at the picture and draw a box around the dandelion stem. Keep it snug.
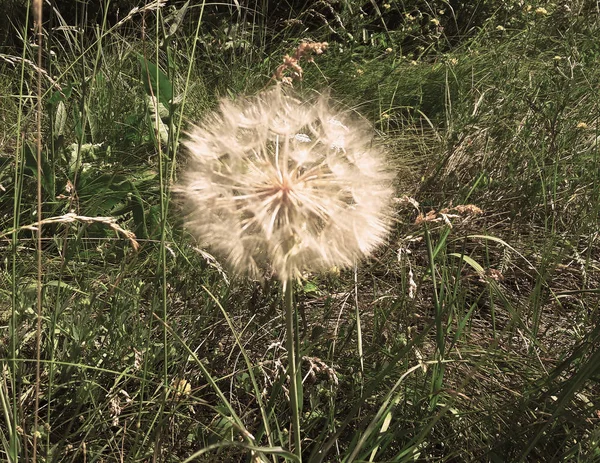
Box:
[284,281,302,458]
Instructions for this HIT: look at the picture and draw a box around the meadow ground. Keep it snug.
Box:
[0,1,599,461]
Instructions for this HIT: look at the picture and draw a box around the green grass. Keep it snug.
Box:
[1,0,599,461]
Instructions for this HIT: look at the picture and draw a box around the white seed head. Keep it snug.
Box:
[179,86,394,281]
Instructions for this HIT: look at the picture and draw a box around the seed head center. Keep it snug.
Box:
[277,176,294,203]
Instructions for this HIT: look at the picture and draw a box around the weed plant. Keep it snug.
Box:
[0,1,599,461]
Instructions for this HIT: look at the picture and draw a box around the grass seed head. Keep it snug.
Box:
[180,85,394,281]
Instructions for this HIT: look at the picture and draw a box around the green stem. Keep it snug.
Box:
[425,225,445,409]
[284,281,302,459]
[11,3,31,459]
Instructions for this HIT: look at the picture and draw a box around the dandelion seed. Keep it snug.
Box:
[180,85,394,281]
[496,25,505,31]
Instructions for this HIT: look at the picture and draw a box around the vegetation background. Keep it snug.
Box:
[1,0,599,461]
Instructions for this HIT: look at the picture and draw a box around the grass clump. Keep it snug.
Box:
[0,0,599,461]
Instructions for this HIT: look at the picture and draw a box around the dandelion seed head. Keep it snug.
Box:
[180,86,394,281]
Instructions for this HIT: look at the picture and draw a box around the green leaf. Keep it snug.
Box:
[128,182,148,240]
[47,83,73,106]
[23,142,55,199]
[138,54,173,109]
[45,280,87,295]
[302,281,319,293]
[448,253,484,275]
[54,101,67,136]
[164,0,190,40]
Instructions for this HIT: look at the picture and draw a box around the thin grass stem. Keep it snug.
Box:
[33,0,44,460]
[425,226,445,409]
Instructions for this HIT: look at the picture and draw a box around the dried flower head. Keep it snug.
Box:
[273,41,328,85]
[171,378,192,398]
[180,86,394,281]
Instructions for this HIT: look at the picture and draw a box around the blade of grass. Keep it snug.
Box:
[425,226,445,409]
[201,285,275,454]
[33,0,44,460]
[353,264,364,396]
[151,313,261,449]
[181,441,300,463]
[311,322,433,463]
[346,363,422,462]
[10,1,32,458]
